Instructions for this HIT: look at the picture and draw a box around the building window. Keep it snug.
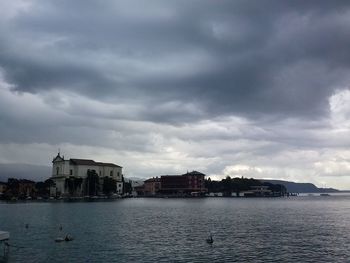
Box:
[70,169,73,175]
[117,172,120,177]
[56,167,59,175]
[110,171,113,177]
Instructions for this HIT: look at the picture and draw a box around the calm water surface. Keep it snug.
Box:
[1,196,350,262]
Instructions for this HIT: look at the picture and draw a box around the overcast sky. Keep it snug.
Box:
[1,0,350,188]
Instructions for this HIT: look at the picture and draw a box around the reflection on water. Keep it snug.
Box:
[1,196,350,262]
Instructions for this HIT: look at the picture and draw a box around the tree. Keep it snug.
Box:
[85,170,99,196]
[205,177,212,192]
[65,177,83,196]
[6,178,19,199]
[124,181,132,195]
[102,177,116,196]
[44,178,55,188]
[35,181,47,197]
[222,176,232,196]
[204,176,286,197]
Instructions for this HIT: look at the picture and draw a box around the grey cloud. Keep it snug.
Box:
[1,0,350,122]
[1,1,350,188]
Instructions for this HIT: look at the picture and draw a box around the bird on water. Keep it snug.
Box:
[206,233,214,244]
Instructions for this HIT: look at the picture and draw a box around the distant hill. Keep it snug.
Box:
[0,163,50,182]
[124,177,145,187]
[260,179,339,193]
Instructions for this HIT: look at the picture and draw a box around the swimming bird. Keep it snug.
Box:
[206,233,214,244]
[64,234,73,241]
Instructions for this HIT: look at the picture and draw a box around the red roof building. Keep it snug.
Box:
[160,171,206,196]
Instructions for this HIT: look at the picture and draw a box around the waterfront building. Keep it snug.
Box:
[243,186,272,197]
[18,179,36,197]
[133,185,146,196]
[4,179,36,198]
[144,177,161,196]
[159,171,206,196]
[0,182,6,195]
[50,153,123,197]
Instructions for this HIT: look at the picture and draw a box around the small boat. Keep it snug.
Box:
[206,234,213,244]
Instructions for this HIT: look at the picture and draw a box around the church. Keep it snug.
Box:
[50,153,123,197]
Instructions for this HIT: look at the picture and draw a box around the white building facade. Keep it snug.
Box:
[50,153,123,197]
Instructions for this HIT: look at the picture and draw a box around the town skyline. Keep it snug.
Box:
[1,1,350,189]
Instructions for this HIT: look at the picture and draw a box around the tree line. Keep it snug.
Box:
[205,176,287,196]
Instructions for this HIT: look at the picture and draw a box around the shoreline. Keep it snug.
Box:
[2,193,346,204]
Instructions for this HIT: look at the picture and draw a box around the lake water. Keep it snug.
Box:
[1,196,350,262]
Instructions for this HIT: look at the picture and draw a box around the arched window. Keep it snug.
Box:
[56,167,59,175]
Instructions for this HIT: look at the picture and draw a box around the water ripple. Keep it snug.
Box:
[0,196,350,262]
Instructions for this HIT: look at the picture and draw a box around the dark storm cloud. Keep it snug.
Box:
[1,0,350,121]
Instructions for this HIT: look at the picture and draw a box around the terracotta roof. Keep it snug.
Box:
[69,159,122,168]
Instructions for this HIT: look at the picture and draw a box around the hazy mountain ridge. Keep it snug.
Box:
[261,179,339,193]
[0,163,50,182]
